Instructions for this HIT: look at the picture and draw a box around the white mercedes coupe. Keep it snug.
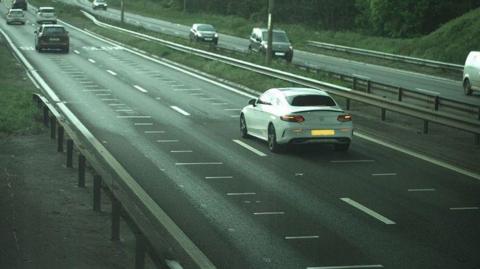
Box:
[240,88,353,152]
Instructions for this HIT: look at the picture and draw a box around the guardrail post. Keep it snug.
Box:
[78,155,86,187]
[135,231,147,269]
[398,88,403,101]
[57,126,64,152]
[423,120,429,134]
[477,108,480,120]
[111,196,121,241]
[50,117,56,140]
[66,139,74,168]
[352,77,357,90]
[381,108,386,121]
[366,80,371,93]
[434,96,440,111]
[43,106,49,127]
[346,98,351,110]
[93,175,102,211]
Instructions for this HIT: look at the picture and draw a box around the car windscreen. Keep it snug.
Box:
[197,25,215,31]
[287,95,336,106]
[10,11,24,16]
[261,31,290,43]
[40,9,55,13]
[43,27,66,35]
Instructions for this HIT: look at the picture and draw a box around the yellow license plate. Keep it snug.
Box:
[311,129,335,136]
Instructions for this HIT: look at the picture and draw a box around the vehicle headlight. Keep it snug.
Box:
[289,46,293,51]
[262,43,268,48]
[197,33,203,37]
[214,33,218,38]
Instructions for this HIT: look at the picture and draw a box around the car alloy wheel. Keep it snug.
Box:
[268,124,281,153]
[464,79,472,95]
[240,114,248,138]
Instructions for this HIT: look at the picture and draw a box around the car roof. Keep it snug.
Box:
[42,24,64,28]
[193,23,214,28]
[9,8,24,12]
[39,7,55,10]
[274,88,330,97]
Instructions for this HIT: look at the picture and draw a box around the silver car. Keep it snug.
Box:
[240,88,353,152]
[6,8,26,25]
[36,7,56,24]
[92,0,107,10]
[463,51,480,95]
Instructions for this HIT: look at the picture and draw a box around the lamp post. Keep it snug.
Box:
[120,0,125,23]
[266,0,274,65]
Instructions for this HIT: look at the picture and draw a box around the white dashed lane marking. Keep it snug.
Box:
[106,70,117,76]
[88,58,96,63]
[133,85,148,93]
[170,106,191,116]
[233,140,267,157]
[341,198,395,225]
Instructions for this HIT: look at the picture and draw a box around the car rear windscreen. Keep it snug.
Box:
[288,95,336,106]
[44,27,65,35]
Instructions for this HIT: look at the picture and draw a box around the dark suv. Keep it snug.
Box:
[11,0,27,10]
[34,24,69,53]
[248,27,293,62]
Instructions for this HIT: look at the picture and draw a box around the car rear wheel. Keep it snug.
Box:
[334,143,350,152]
[464,79,472,95]
[268,124,282,153]
[240,114,249,138]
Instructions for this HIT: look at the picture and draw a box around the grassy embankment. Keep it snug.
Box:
[0,37,41,136]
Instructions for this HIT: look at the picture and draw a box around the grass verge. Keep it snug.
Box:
[0,37,41,136]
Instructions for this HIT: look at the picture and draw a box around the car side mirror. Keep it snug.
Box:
[248,98,257,107]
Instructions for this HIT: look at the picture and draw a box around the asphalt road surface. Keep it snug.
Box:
[1,5,480,269]
[70,0,480,106]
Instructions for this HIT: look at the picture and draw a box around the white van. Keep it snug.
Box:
[463,51,480,95]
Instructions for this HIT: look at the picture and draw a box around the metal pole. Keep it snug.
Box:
[434,96,440,111]
[381,108,386,121]
[57,126,64,152]
[120,0,124,23]
[346,98,350,110]
[93,175,102,211]
[78,155,86,187]
[398,88,403,101]
[111,196,121,241]
[266,0,274,65]
[43,106,49,127]
[66,139,74,168]
[366,80,371,93]
[50,117,56,139]
[135,232,147,269]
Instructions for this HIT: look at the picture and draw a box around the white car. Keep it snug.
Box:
[6,8,26,25]
[92,0,107,10]
[240,88,353,152]
[463,51,480,95]
[36,6,56,24]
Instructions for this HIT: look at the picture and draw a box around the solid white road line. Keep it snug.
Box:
[88,58,96,63]
[331,160,375,163]
[408,188,436,192]
[133,85,148,93]
[355,132,480,181]
[449,207,479,210]
[307,265,384,269]
[284,235,319,240]
[233,140,267,157]
[227,192,256,196]
[175,162,223,166]
[253,212,285,215]
[144,131,165,134]
[170,106,191,116]
[341,198,396,225]
[106,70,117,76]
[372,173,397,177]
[117,115,152,119]
[205,176,233,179]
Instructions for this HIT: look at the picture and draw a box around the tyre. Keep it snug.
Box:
[268,124,283,153]
[240,114,249,138]
[334,143,350,152]
[464,79,472,96]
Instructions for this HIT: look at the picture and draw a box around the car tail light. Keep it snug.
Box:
[280,115,305,123]
[337,114,352,122]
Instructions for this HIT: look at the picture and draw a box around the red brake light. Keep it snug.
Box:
[337,114,352,122]
[280,115,305,123]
